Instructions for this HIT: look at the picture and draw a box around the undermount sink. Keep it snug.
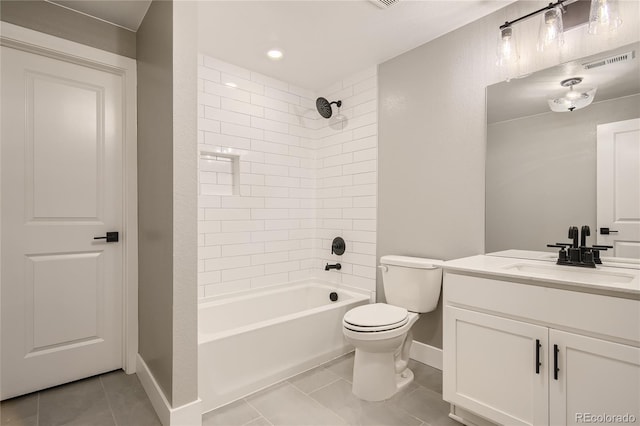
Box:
[502,263,636,285]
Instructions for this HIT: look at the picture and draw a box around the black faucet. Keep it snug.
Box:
[325,263,341,271]
[568,226,579,248]
[580,225,590,248]
[547,225,612,268]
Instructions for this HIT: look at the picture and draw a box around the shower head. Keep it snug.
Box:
[316,97,342,119]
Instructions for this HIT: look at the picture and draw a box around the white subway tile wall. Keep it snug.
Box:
[198,54,377,298]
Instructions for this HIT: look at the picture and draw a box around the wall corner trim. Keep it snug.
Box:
[409,340,443,371]
[136,354,202,426]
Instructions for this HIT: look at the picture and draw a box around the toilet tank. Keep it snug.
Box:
[380,255,443,313]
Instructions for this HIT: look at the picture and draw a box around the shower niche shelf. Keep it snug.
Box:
[199,151,240,196]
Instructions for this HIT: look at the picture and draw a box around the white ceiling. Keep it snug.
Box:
[48,0,516,90]
[487,42,640,123]
[197,0,515,91]
[47,0,152,32]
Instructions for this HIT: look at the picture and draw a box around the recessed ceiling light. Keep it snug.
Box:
[267,49,283,60]
[224,82,237,88]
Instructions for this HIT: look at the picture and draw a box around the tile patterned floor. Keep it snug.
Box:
[0,371,160,426]
[1,353,458,426]
[203,353,460,426]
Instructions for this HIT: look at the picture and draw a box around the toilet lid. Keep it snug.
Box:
[344,303,408,328]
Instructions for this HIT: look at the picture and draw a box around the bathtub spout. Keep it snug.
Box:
[325,263,342,271]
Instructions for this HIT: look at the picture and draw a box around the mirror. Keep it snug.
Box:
[486,42,640,259]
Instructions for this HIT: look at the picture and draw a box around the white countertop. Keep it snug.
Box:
[444,254,640,298]
[488,249,640,270]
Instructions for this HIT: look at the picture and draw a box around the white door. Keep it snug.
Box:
[549,329,640,426]
[1,46,124,399]
[597,118,640,259]
[443,307,549,426]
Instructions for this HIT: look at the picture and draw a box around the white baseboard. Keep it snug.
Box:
[450,404,498,426]
[136,354,202,426]
[409,340,443,370]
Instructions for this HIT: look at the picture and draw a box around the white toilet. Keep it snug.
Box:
[342,255,443,401]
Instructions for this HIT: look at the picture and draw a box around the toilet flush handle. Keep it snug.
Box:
[378,265,388,273]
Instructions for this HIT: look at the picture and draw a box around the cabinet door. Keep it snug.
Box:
[550,330,640,425]
[444,307,548,426]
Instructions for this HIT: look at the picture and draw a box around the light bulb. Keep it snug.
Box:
[565,87,581,100]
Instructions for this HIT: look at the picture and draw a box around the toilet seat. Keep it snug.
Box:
[343,303,408,332]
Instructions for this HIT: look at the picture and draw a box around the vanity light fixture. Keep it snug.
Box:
[547,77,597,112]
[497,0,568,66]
[497,0,623,67]
[587,0,622,34]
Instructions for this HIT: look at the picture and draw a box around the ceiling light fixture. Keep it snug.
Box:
[588,0,622,34]
[267,49,283,60]
[547,77,597,112]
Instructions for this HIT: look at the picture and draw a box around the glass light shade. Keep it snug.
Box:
[537,7,564,52]
[548,87,597,112]
[588,0,622,34]
[497,27,519,66]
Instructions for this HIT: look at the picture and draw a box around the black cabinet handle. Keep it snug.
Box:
[535,339,541,374]
[554,344,559,380]
[94,231,119,243]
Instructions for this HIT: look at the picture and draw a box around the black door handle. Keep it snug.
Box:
[554,344,559,380]
[535,339,541,374]
[94,231,119,242]
[600,227,618,235]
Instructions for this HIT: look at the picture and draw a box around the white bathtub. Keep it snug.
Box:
[198,280,370,413]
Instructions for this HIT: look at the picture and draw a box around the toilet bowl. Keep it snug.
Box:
[342,256,443,401]
[343,304,419,401]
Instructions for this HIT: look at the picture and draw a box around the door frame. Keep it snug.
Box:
[0,22,139,374]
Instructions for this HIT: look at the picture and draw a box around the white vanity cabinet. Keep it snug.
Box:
[549,330,640,426]
[445,307,548,425]
[443,266,640,426]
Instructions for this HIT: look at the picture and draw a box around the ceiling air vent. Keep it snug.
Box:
[369,0,399,9]
[583,51,636,70]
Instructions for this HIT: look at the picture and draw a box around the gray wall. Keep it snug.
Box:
[137,0,198,408]
[0,0,136,58]
[377,0,640,349]
[137,0,174,404]
[170,0,198,408]
[486,94,640,253]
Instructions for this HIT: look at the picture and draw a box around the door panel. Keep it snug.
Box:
[28,72,103,220]
[597,118,640,259]
[28,252,103,351]
[550,330,640,426]
[1,46,123,399]
[443,307,548,426]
